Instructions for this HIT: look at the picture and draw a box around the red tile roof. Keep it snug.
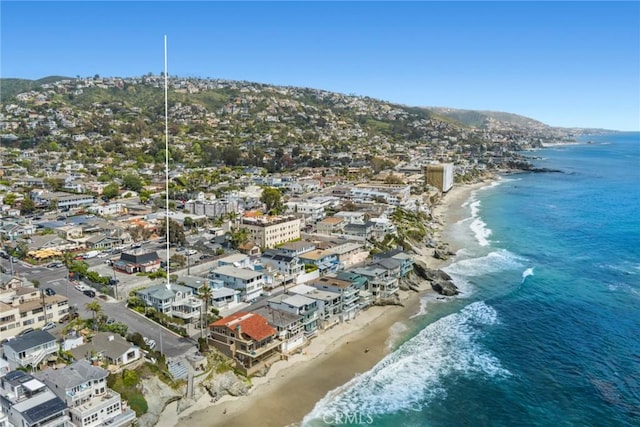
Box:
[211,312,276,341]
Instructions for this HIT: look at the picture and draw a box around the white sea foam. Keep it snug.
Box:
[444,249,526,279]
[386,322,409,350]
[410,295,430,319]
[470,217,492,246]
[301,302,510,425]
[521,267,534,283]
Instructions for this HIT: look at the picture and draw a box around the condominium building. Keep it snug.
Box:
[240,215,300,248]
[425,163,454,193]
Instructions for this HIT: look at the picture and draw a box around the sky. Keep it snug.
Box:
[1,1,639,131]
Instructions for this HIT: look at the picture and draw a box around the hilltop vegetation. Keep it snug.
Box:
[0,75,577,173]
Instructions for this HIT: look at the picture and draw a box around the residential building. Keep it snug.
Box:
[254,307,305,355]
[351,263,400,301]
[136,283,202,322]
[2,330,58,370]
[284,201,325,222]
[215,253,253,270]
[276,241,316,257]
[36,360,136,427]
[350,183,411,205]
[0,371,70,427]
[368,217,398,240]
[184,196,239,219]
[69,333,142,370]
[267,293,319,337]
[209,312,281,376]
[335,271,373,309]
[299,249,340,275]
[334,211,366,224]
[425,163,454,193]
[208,266,264,302]
[373,248,414,277]
[310,276,360,321]
[329,242,370,269]
[0,287,70,342]
[260,249,304,285]
[240,215,300,248]
[182,277,241,313]
[30,190,95,210]
[288,284,342,329]
[316,216,345,236]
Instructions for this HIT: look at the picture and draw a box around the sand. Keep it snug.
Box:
[155,182,486,427]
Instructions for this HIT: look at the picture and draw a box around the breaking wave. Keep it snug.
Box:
[301,302,510,425]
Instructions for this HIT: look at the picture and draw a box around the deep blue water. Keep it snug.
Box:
[302,132,640,426]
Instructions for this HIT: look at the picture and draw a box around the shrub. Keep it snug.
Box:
[122,369,138,387]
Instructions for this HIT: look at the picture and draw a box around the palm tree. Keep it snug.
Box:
[198,284,212,339]
[86,301,102,329]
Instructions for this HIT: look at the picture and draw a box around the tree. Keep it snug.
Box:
[102,182,120,200]
[19,197,35,215]
[260,187,283,215]
[122,174,144,192]
[86,300,102,328]
[183,216,194,229]
[159,218,186,246]
[198,284,212,339]
[3,193,16,206]
[229,228,249,249]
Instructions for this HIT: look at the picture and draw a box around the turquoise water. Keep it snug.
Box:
[302,132,640,426]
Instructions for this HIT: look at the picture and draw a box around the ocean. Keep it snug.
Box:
[302,132,640,426]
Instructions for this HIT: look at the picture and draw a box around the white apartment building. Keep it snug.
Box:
[240,215,300,248]
[284,201,326,221]
[209,265,264,302]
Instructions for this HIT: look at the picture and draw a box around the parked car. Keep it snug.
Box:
[18,328,34,336]
[186,249,197,256]
[44,288,56,296]
[176,247,185,252]
[106,318,116,325]
[42,322,56,331]
[143,337,157,350]
[59,312,79,323]
[83,290,96,298]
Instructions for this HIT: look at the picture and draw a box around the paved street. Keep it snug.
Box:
[2,256,197,358]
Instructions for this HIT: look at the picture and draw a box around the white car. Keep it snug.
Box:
[97,252,109,258]
[143,337,157,350]
[186,249,197,256]
[42,322,56,331]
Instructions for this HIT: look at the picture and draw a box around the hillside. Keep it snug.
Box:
[426,107,549,131]
[0,75,576,172]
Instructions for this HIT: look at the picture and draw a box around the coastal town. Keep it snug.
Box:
[0,75,582,427]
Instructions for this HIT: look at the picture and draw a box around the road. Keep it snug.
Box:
[2,257,197,358]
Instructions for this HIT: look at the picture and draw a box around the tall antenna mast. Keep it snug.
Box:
[164,35,170,287]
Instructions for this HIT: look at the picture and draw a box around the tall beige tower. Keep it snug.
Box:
[426,163,454,193]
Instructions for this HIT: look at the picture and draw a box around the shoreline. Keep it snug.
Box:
[156,181,488,427]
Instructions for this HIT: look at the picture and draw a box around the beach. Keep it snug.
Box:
[156,181,487,427]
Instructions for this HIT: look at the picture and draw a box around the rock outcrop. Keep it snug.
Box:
[413,260,460,296]
[202,371,250,402]
[137,376,182,427]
